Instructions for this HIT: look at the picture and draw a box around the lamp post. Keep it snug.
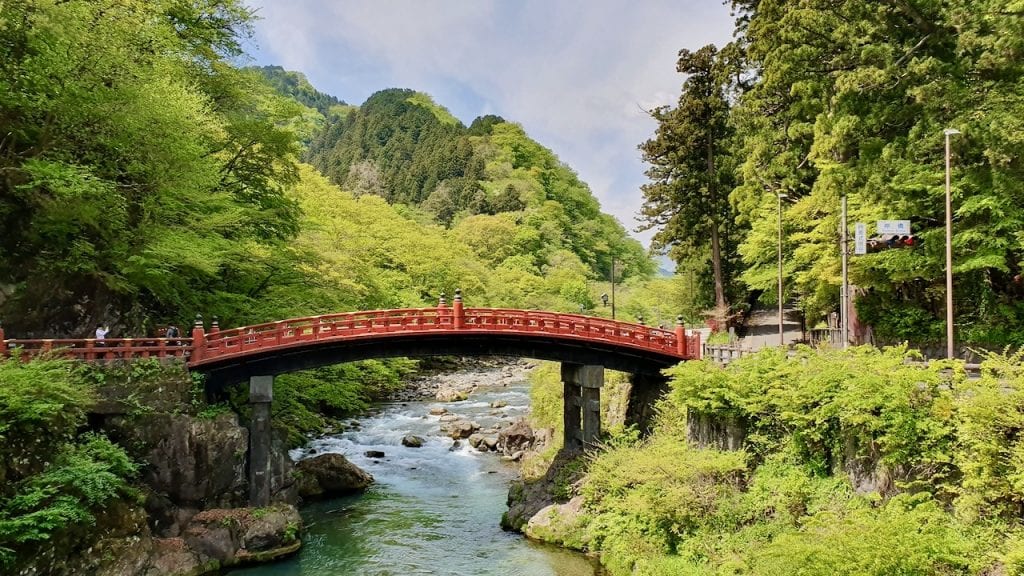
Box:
[609,256,618,320]
[944,128,961,359]
[778,193,788,346]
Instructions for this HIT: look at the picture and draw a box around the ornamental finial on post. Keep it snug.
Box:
[438,292,447,307]
[453,288,464,329]
[191,314,206,362]
[675,315,686,357]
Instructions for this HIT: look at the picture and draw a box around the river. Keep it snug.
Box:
[233,366,602,576]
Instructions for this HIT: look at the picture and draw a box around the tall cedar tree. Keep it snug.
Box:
[639,45,735,315]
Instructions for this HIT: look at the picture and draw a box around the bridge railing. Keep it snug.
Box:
[2,338,192,361]
[0,303,701,365]
[196,307,700,363]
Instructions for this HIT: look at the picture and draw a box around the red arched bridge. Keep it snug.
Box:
[0,293,700,378]
[1,292,699,506]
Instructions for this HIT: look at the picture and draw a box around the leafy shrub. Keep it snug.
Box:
[568,347,1024,574]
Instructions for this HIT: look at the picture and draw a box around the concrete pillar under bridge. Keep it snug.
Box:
[249,375,273,507]
[624,372,671,436]
[561,363,603,451]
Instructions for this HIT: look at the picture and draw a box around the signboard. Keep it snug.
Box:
[854,222,867,255]
[877,220,911,235]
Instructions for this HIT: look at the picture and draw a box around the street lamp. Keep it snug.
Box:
[944,128,961,359]
[778,193,788,346]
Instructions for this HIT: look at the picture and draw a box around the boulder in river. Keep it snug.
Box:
[468,433,485,449]
[435,387,468,402]
[297,453,374,499]
[365,450,386,458]
[429,407,448,416]
[442,419,480,439]
[490,400,508,409]
[402,435,425,448]
[497,418,535,455]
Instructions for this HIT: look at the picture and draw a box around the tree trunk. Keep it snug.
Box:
[707,134,727,313]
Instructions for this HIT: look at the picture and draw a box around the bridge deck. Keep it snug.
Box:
[1,305,700,371]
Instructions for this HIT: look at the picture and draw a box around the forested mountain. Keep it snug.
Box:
[0,1,659,338]
[304,88,652,285]
[255,65,351,118]
[643,0,1024,346]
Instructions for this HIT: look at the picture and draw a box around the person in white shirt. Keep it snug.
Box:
[95,325,109,345]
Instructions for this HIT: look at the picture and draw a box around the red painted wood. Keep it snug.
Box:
[1,308,698,365]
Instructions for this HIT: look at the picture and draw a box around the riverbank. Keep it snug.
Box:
[233,360,603,576]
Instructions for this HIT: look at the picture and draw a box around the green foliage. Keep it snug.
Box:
[267,359,418,447]
[0,358,136,568]
[0,0,307,333]
[639,44,743,313]
[737,0,1024,341]
[747,496,985,576]
[255,65,345,118]
[565,347,1024,574]
[0,434,137,562]
[0,357,92,451]
[305,87,653,285]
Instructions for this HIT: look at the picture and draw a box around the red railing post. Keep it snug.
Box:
[437,292,448,328]
[190,314,206,363]
[85,339,95,361]
[675,315,687,358]
[210,317,220,335]
[0,323,6,358]
[453,289,464,330]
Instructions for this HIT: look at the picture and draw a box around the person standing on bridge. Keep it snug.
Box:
[165,324,180,346]
[95,324,110,346]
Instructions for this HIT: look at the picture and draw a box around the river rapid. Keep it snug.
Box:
[233,364,602,576]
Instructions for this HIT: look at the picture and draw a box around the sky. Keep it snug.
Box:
[243,1,736,249]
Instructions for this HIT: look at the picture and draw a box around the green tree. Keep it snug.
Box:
[639,45,740,318]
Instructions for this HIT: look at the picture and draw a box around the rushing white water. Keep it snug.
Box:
[232,370,600,576]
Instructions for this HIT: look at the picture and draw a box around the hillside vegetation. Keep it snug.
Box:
[643,0,1024,345]
[531,347,1024,575]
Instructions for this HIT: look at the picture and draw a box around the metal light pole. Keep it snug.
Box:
[944,128,961,359]
[778,193,788,346]
[841,194,849,349]
[610,256,617,320]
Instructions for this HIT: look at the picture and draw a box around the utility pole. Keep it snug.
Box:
[841,194,849,349]
[610,256,617,320]
[944,128,961,359]
[778,193,788,346]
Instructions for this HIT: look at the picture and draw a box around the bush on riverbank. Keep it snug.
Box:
[541,346,1024,575]
[0,356,138,569]
[232,359,419,447]
[523,362,633,478]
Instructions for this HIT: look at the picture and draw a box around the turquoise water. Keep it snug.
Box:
[232,375,600,576]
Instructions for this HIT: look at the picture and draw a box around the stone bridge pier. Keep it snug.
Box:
[561,363,603,451]
[245,364,671,503]
[248,375,274,507]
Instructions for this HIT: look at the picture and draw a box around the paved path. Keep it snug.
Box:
[739,307,803,351]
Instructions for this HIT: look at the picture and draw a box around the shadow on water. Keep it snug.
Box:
[230,372,603,576]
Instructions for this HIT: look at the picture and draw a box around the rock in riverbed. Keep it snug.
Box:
[402,435,425,448]
[297,453,373,499]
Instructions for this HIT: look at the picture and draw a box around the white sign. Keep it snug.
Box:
[877,220,911,235]
[854,223,867,255]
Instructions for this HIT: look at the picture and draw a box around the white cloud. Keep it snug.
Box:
[246,0,734,247]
